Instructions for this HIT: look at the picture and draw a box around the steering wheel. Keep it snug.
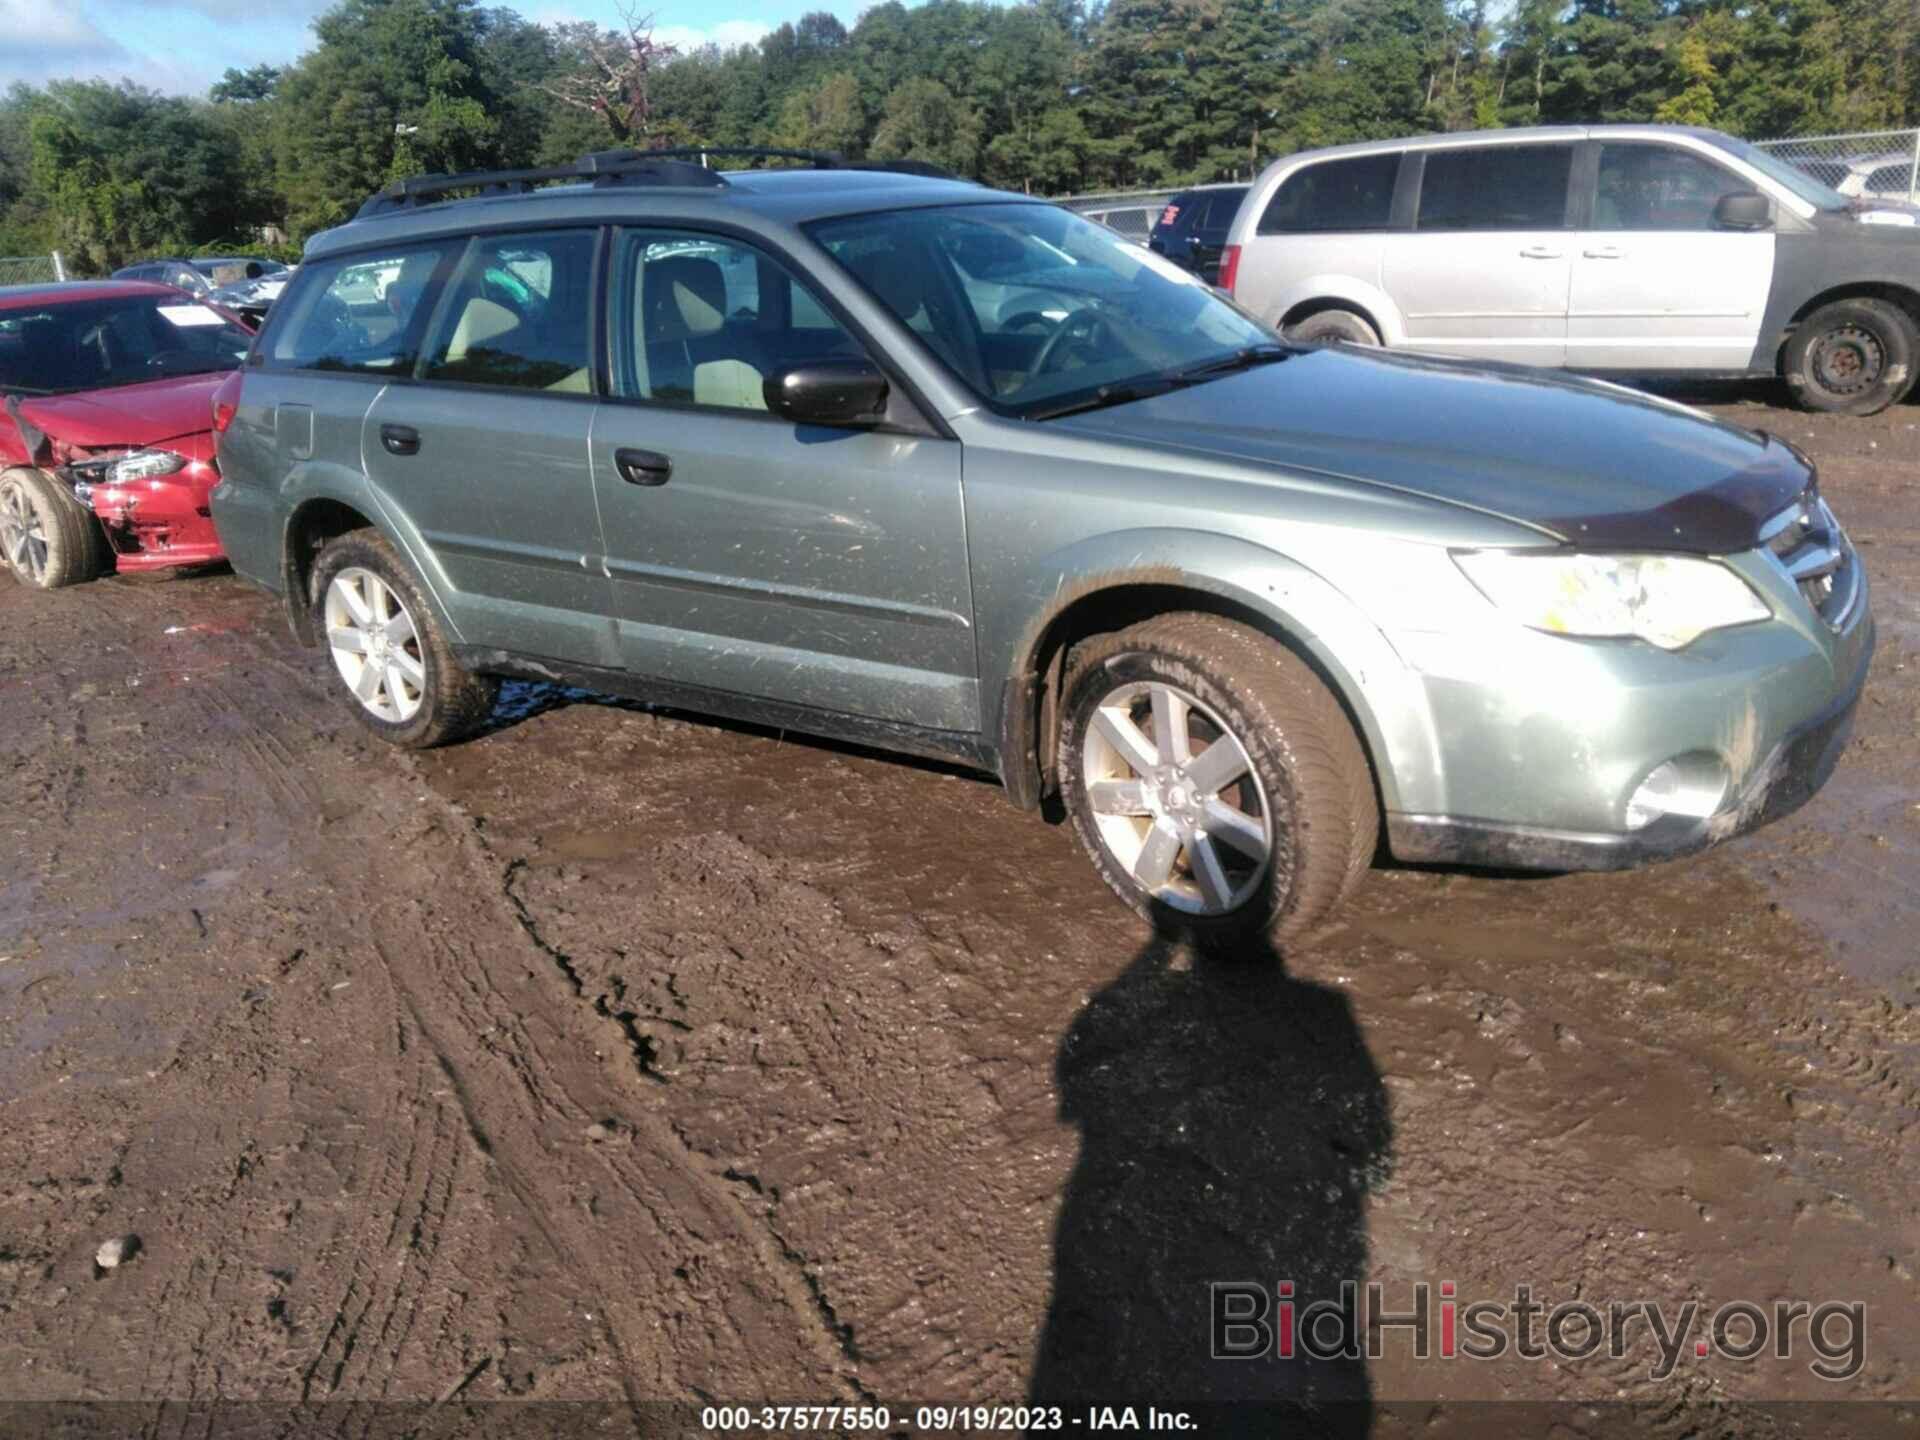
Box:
[1030,308,1112,376]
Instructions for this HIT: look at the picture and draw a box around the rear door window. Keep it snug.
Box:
[1259,155,1400,234]
[1417,145,1574,230]
[420,230,597,392]
[264,244,448,376]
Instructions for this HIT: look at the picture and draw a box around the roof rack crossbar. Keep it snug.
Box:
[356,152,727,218]
[355,147,964,219]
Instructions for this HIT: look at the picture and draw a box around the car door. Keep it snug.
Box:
[1380,142,1576,366]
[589,227,977,734]
[1567,141,1777,372]
[358,227,617,669]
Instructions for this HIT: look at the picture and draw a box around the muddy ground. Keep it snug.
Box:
[1,386,1916,1437]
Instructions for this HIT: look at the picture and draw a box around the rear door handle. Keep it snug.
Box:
[380,423,420,456]
[1519,245,1564,260]
[615,447,672,486]
[1583,245,1626,260]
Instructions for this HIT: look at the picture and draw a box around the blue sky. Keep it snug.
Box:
[0,0,831,97]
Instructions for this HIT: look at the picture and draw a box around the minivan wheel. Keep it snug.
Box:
[1283,308,1380,346]
[310,529,496,748]
[0,467,103,590]
[1059,614,1377,948]
[1784,298,1918,416]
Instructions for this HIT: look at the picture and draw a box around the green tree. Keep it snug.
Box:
[869,77,983,174]
[273,0,503,239]
[771,71,867,155]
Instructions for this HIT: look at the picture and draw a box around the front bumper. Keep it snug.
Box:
[61,445,226,572]
[1385,618,1872,871]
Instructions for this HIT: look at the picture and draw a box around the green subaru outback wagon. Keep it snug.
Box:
[209,148,1872,944]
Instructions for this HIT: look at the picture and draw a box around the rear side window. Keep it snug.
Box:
[265,244,447,376]
[1418,145,1573,230]
[421,230,597,392]
[1200,188,1247,228]
[1259,155,1399,234]
[1865,163,1914,195]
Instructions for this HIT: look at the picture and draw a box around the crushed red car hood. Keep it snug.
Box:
[15,372,227,450]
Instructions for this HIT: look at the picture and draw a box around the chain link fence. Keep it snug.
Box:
[0,253,67,286]
[1754,129,1920,204]
[1054,189,1180,239]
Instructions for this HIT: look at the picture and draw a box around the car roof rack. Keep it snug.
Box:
[356,147,960,218]
[356,151,727,219]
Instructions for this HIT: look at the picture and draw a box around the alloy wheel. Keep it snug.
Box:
[324,567,427,723]
[1080,679,1273,915]
[0,481,48,584]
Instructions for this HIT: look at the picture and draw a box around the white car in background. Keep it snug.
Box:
[1223,123,1920,413]
[1790,151,1918,206]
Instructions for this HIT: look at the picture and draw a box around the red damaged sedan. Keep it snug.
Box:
[1,280,254,589]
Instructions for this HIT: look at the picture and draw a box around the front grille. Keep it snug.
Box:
[1760,482,1858,628]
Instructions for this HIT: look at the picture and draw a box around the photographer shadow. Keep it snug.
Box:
[1029,926,1391,1435]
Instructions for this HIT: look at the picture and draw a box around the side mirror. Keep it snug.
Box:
[763,361,889,428]
[1714,191,1773,231]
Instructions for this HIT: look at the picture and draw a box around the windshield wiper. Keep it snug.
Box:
[1027,377,1179,421]
[1168,342,1294,385]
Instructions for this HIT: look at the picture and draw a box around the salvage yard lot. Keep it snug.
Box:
[1,383,1916,1430]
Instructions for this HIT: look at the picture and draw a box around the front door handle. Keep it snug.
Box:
[380,423,420,456]
[1583,245,1626,260]
[615,447,672,486]
[1518,245,1564,260]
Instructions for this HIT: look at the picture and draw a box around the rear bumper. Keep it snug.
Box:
[1385,617,1872,872]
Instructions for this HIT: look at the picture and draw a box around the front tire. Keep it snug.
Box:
[1059,614,1377,948]
[1,467,103,590]
[1784,298,1918,416]
[309,529,496,748]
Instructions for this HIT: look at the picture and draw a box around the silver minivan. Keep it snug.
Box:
[1223,124,1920,414]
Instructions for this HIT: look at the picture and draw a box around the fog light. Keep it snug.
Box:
[1625,754,1729,831]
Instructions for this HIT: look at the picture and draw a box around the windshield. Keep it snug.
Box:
[0,294,253,396]
[1704,133,1851,211]
[808,201,1275,419]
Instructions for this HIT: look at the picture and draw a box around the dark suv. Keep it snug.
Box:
[1148,185,1248,284]
[208,147,1868,945]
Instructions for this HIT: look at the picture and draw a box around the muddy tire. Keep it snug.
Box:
[1059,613,1376,949]
[0,467,103,590]
[1784,299,1918,416]
[309,529,496,748]
[1283,308,1380,346]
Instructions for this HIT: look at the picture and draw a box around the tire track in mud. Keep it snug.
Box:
[363,759,869,1401]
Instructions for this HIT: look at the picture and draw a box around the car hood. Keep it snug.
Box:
[1052,347,1812,556]
[1049,347,1812,553]
[14,371,228,450]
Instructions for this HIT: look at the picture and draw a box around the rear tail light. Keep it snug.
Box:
[1217,244,1242,296]
[211,370,243,437]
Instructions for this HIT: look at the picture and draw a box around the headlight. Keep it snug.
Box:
[1453,550,1771,650]
[107,450,187,484]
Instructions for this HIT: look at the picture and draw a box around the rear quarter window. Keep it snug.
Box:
[262,244,448,376]
[1258,155,1399,235]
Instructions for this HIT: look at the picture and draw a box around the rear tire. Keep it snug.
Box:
[1059,613,1376,949]
[1784,298,1918,416]
[1283,307,1380,346]
[309,529,496,748]
[0,467,103,590]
